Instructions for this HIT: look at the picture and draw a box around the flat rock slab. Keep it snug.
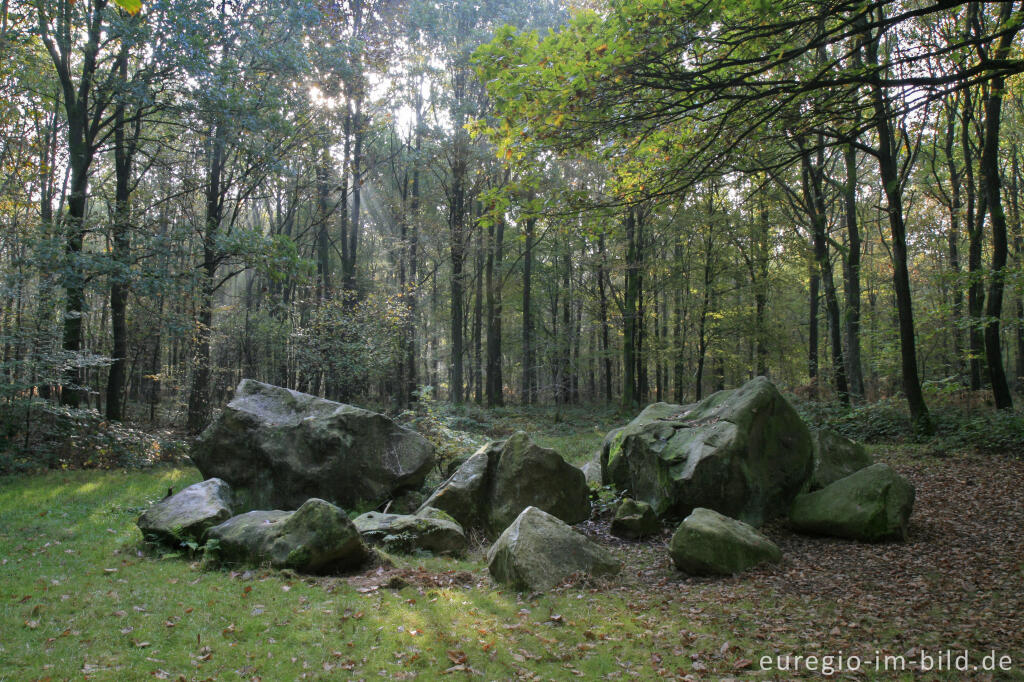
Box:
[487,506,621,592]
[790,463,914,541]
[353,508,467,556]
[191,379,434,511]
[418,431,590,538]
[669,507,781,576]
[205,498,368,573]
[605,376,813,526]
[137,478,233,545]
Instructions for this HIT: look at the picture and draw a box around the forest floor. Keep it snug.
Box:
[0,412,1022,680]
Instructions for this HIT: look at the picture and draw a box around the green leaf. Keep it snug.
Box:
[113,0,143,15]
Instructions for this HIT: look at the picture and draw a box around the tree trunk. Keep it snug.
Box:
[521,216,535,404]
[622,208,639,408]
[979,4,1018,410]
[598,231,612,402]
[862,13,932,434]
[106,49,132,421]
[485,209,504,407]
[963,90,987,391]
[186,123,225,434]
[843,142,865,400]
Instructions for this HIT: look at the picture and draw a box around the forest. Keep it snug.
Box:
[3,0,1024,451]
[2,0,1024,679]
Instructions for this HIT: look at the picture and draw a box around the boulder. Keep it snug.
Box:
[205,498,368,573]
[580,453,603,486]
[806,428,873,491]
[137,478,233,545]
[610,498,660,539]
[790,463,914,541]
[418,432,590,537]
[669,507,781,576]
[606,377,813,525]
[487,506,621,592]
[191,379,434,511]
[353,508,467,555]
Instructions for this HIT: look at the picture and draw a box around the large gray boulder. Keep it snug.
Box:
[605,377,813,526]
[191,379,434,511]
[790,463,914,541]
[137,478,233,545]
[487,506,621,592]
[353,508,467,556]
[806,428,873,491]
[205,498,368,573]
[669,507,781,576]
[418,432,590,537]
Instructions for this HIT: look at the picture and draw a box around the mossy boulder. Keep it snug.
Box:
[806,428,873,491]
[669,507,781,576]
[606,377,813,526]
[205,498,368,573]
[418,432,590,538]
[353,508,467,555]
[609,498,660,539]
[191,379,434,511]
[137,478,233,545]
[790,463,914,541]
[487,507,621,592]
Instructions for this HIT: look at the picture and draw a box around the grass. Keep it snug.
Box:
[0,466,733,680]
[2,408,1021,680]
[0,465,795,681]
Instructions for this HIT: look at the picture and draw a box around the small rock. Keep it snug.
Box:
[206,498,368,573]
[353,510,467,555]
[487,506,620,592]
[669,507,781,576]
[790,463,914,541]
[137,479,233,545]
[609,498,660,539]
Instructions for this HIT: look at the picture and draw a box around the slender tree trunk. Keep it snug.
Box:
[598,231,612,402]
[978,4,1019,409]
[622,208,639,408]
[187,123,224,433]
[942,107,966,380]
[485,209,504,407]
[673,242,687,401]
[106,49,131,421]
[963,89,987,390]
[862,14,932,433]
[521,216,535,404]
[315,144,332,300]
[843,142,865,400]
[472,218,483,404]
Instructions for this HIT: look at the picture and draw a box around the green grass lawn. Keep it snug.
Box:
[2,439,1022,679]
[0,466,741,681]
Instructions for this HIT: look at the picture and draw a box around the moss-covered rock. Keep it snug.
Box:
[610,497,660,539]
[418,432,590,538]
[605,377,813,526]
[205,498,368,573]
[137,478,233,545]
[669,507,781,576]
[790,463,914,541]
[191,379,434,511]
[806,428,873,492]
[353,509,466,555]
[487,507,620,592]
